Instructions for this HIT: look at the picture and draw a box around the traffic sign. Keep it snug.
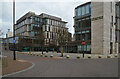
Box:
[13,40,16,43]
[82,41,85,45]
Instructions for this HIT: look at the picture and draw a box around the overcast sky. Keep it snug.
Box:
[0,0,91,38]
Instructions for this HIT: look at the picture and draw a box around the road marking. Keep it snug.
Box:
[2,61,35,77]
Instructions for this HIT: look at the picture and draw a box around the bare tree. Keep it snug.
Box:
[0,29,4,37]
[35,30,45,54]
[57,28,68,57]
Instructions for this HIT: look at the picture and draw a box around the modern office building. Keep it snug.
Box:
[115,2,120,54]
[13,11,71,51]
[74,2,91,53]
[73,1,120,54]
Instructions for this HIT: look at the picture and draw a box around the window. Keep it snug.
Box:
[30,32,34,36]
[49,26,50,31]
[87,45,91,51]
[86,4,89,14]
[25,25,27,31]
[78,8,81,16]
[82,6,85,16]
[35,17,37,21]
[47,32,49,38]
[38,18,40,22]
[51,20,52,25]
[75,9,78,17]
[78,45,82,51]
[45,25,47,31]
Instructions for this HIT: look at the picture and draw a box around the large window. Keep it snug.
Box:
[75,9,78,17]
[87,45,91,51]
[86,4,89,14]
[76,4,91,17]
[78,8,81,16]
[45,25,47,31]
[82,6,85,16]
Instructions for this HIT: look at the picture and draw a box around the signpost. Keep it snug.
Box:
[13,0,16,60]
[82,41,85,58]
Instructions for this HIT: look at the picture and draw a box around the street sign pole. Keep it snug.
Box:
[82,41,85,58]
[13,0,16,60]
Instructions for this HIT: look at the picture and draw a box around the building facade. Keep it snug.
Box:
[115,2,120,54]
[74,2,91,53]
[14,11,71,51]
[74,1,120,54]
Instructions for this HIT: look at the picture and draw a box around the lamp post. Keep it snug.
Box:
[13,0,16,60]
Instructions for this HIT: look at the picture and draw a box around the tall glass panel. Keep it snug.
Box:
[86,4,89,14]
[78,8,81,16]
[75,9,78,17]
[82,6,85,16]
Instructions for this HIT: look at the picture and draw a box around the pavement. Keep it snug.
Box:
[1,51,119,77]
[2,58,32,76]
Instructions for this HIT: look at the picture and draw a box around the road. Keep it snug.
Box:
[2,51,119,77]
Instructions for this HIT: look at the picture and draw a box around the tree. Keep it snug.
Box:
[0,29,4,37]
[35,30,45,54]
[57,28,68,57]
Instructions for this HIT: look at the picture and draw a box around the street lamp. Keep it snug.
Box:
[13,0,16,60]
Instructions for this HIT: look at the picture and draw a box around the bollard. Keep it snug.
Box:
[98,55,102,58]
[107,55,111,58]
[88,55,91,59]
[50,55,53,58]
[76,55,80,59]
[44,54,48,57]
[36,54,39,56]
[33,54,35,56]
[40,54,43,57]
[66,55,70,59]
[114,54,118,58]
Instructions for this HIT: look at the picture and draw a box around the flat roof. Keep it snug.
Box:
[75,2,91,9]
